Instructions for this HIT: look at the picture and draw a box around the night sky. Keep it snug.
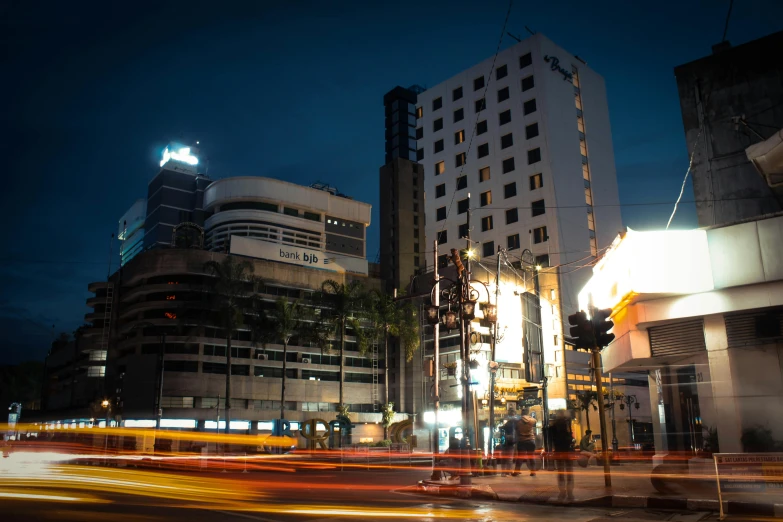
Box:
[2,0,782,364]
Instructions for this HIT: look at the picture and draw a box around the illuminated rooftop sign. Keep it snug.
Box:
[160,145,199,168]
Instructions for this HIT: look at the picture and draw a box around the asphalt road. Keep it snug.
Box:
[0,466,769,522]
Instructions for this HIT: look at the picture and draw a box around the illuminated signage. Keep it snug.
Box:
[230,235,369,276]
[160,146,199,168]
[543,55,573,82]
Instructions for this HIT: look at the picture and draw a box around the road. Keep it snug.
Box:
[0,462,767,521]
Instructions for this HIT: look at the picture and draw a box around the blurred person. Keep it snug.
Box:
[512,408,538,477]
[551,410,575,501]
[500,413,517,476]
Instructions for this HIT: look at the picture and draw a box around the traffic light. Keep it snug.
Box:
[566,310,594,351]
[592,307,615,348]
[450,248,465,276]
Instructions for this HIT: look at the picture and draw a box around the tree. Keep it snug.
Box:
[575,390,598,432]
[251,297,328,420]
[203,256,259,435]
[317,280,368,408]
[366,290,420,411]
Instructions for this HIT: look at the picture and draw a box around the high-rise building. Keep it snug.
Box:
[675,31,783,227]
[416,33,622,312]
[379,86,428,418]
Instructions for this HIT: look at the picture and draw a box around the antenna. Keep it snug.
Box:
[525,26,535,36]
[507,32,522,43]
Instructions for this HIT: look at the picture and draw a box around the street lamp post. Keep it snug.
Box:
[102,399,112,465]
[619,395,639,446]
[426,248,493,486]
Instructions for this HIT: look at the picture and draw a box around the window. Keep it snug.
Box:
[303,211,320,222]
[455,129,465,144]
[283,207,299,217]
[499,109,511,126]
[525,122,539,139]
[479,166,490,182]
[531,199,546,216]
[477,143,489,158]
[501,133,513,149]
[456,175,467,190]
[203,362,227,374]
[502,157,515,174]
[164,360,197,372]
[457,199,469,214]
[232,364,250,376]
[433,97,442,111]
[497,86,509,103]
[435,161,445,175]
[528,148,541,164]
[474,76,485,91]
[453,86,463,101]
[475,98,486,113]
[416,148,424,161]
[523,99,537,115]
[454,108,464,123]
[504,182,517,199]
[436,207,447,221]
[416,106,423,118]
[416,127,423,139]
[482,241,495,258]
[437,230,448,244]
[480,191,491,207]
[161,396,194,408]
[413,216,418,225]
[519,52,532,69]
[507,233,520,250]
[436,184,446,198]
[530,173,543,190]
[481,215,493,232]
[87,366,106,377]
[455,152,466,167]
[536,254,550,267]
[506,208,518,224]
[433,118,443,132]
[434,139,444,153]
[533,226,548,244]
[496,64,508,79]
[458,223,469,238]
[477,120,488,135]
[521,75,535,91]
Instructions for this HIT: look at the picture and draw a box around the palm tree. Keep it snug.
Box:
[317,279,368,408]
[203,256,259,435]
[252,297,327,420]
[575,390,599,432]
[366,290,420,431]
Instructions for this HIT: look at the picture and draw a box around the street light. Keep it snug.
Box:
[619,395,640,445]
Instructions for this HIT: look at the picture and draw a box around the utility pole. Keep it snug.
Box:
[488,245,501,464]
[589,299,612,488]
[431,239,443,481]
[609,372,618,452]
[460,202,473,485]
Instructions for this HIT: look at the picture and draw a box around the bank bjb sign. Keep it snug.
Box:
[230,235,368,276]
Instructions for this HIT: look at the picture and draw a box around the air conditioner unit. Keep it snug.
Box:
[301,358,311,364]
[257,353,268,360]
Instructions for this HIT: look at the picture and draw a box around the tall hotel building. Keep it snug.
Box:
[417,33,622,309]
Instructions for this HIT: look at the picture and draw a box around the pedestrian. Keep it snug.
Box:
[500,413,517,476]
[512,407,537,476]
[551,410,575,502]
[578,429,596,468]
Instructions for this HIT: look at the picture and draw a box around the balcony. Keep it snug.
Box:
[86,296,109,308]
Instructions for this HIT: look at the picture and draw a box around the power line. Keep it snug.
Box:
[436,0,513,240]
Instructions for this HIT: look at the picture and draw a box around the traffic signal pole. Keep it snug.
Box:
[591,341,612,488]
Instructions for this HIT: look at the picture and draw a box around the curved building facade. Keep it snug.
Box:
[203,177,371,263]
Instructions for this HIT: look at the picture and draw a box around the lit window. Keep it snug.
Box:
[480,191,491,207]
[416,106,423,118]
[533,226,548,244]
[455,130,465,144]
[435,161,445,175]
[455,152,466,167]
[481,215,493,232]
[479,167,490,182]
[530,173,543,190]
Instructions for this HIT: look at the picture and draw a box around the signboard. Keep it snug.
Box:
[230,235,368,276]
[518,398,542,407]
[714,453,783,492]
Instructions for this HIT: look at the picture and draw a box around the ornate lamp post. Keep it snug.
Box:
[619,395,640,446]
[427,248,492,485]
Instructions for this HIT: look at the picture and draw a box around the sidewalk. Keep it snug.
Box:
[417,462,783,517]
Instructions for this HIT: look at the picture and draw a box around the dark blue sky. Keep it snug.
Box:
[2,0,782,364]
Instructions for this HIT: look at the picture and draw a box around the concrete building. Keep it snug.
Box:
[580,213,783,453]
[675,31,783,227]
[413,33,626,444]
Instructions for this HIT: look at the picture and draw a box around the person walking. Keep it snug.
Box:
[512,408,538,476]
[500,413,517,476]
[551,410,575,501]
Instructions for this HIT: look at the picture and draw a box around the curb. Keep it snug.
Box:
[416,482,783,516]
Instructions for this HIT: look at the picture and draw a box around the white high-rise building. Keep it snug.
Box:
[418,33,622,310]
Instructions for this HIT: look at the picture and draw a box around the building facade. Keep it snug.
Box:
[675,31,783,227]
[580,214,783,453]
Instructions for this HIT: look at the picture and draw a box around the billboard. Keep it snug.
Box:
[230,235,368,276]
